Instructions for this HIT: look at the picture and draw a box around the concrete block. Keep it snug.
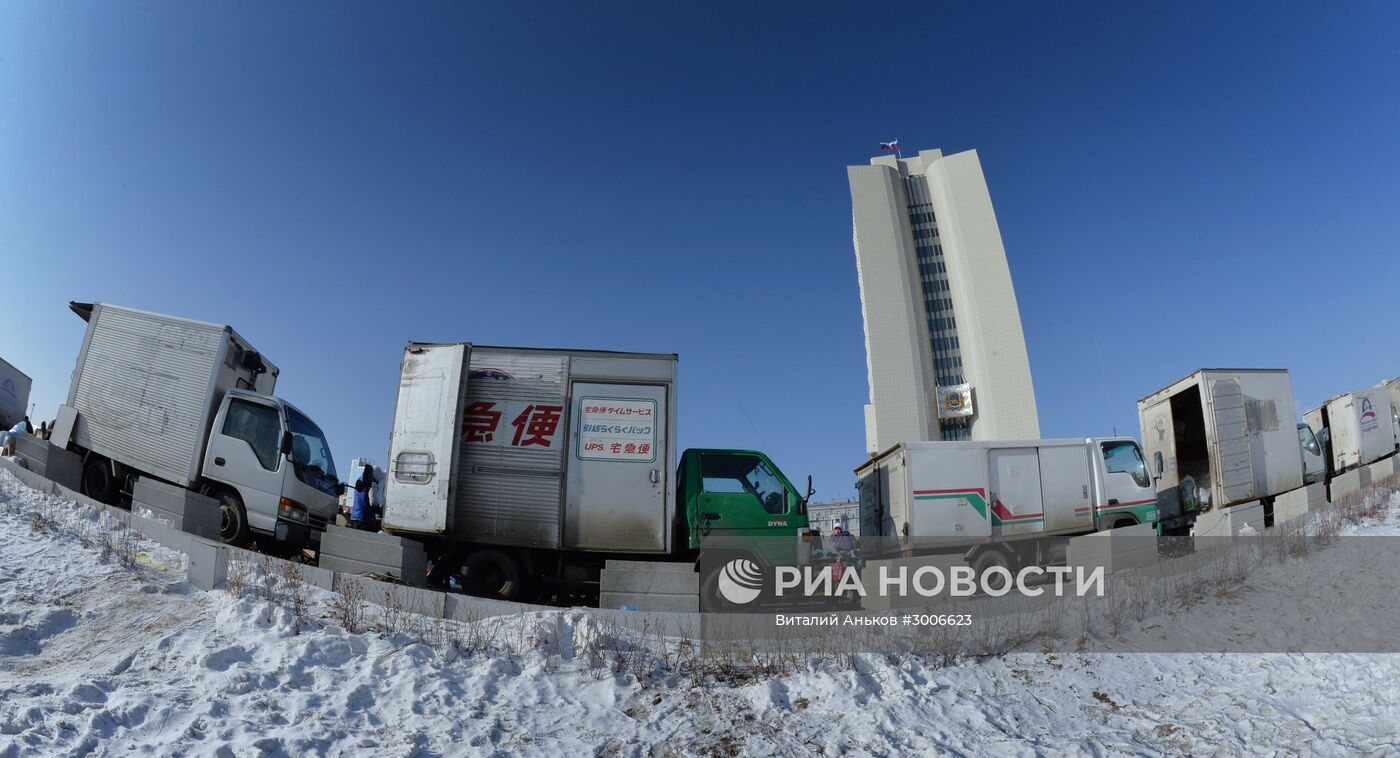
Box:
[1067,523,1159,574]
[13,435,82,492]
[53,483,122,519]
[1193,501,1265,538]
[186,539,229,591]
[1305,481,1327,510]
[1275,482,1326,524]
[858,553,971,610]
[0,454,62,494]
[297,563,336,591]
[131,477,220,541]
[600,591,699,613]
[319,525,427,586]
[443,593,538,621]
[131,517,197,555]
[1331,469,1365,499]
[603,559,695,573]
[601,565,699,595]
[1274,486,1309,524]
[335,573,445,618]
[1365,456,1397,483]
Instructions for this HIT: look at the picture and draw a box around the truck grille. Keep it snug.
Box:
[308,513,329,532]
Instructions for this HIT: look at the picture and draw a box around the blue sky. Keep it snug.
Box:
[2,3,1398,499]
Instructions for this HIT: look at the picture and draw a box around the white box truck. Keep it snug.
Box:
[382,342,810,601]
[1303,387,1397,478]
[854,437,1158,578]
[1138,368,1304,532]
[1382,377,1400,447]
[0,355,32,430]
[54,302,342,547]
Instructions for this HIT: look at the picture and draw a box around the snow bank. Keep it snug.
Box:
[3,471,1400,755]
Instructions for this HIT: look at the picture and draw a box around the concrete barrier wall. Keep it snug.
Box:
[600,559,699,613]
[319,524,428,586]
[1331,467,1372,500]
[1275,482,1326,524]
[1194,501,1265,538]
[1067,523,1158,574]
[14,435,82,492]
[1365,456,1397,483]
[132,476,221,541]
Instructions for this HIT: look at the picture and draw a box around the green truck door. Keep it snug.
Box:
[695,452,797,538]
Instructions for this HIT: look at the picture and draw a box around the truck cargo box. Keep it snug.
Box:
[65,302,278,488]
[1138,368,1303,526]
[1304,388,1396,474]
[384,343,678,555]
[0,355,32,430]
[855,437,1157,551]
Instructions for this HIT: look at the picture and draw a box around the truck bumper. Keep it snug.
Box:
[275,520,313,547]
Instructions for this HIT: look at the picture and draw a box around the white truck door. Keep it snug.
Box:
[1353,389,1392,466]
[988,447,1044,536]
[565,383,669,552]
[1209,378,1256,504]
[1095,440,1158,528]
[383,343,469,534]
[906,447,990,539]
[203,395,286,535]
[1038,445,1092,532]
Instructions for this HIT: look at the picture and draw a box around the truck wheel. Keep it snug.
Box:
[81,455,118,505]
[970,548,1015,594]
[217,491,251,547]
[461,550,524,601]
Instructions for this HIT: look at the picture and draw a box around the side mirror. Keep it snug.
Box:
[804,475,815,504]
[336,482,347,497]
[280,430,293,456]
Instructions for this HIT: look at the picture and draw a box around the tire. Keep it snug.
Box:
[970,547,1015,594]
[216,490,251,547]
[81,455,118,505]
[460,550,525,601]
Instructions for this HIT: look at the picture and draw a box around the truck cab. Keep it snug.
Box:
[677,448,810,554]
[202,390,341,546]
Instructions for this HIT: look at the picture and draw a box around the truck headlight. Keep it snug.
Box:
[279,497,309,524]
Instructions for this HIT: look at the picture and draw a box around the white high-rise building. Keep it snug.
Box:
[848,147,1039,453]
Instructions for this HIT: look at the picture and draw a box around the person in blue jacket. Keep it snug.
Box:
[349,466,379,531]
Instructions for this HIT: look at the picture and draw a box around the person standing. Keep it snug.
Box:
[349,465,379,531]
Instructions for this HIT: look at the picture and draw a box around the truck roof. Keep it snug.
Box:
[854,436,1140,474]
[71,301,279,379]
[406,341,678,362]
[1136,367,1289,405]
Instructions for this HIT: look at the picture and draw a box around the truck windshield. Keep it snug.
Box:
[1101,441,1150,488]
[288,408,338,494]
[700,454,789,515]
[1297,424,1320,455]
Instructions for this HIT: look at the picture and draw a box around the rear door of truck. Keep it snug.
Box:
[1207,376,1256,505]
[988,447,1045,536]
[565,383,670,551]
[905,446,992,540]
[384,343,469,534]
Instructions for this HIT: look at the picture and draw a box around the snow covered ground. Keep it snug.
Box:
[3,470,1400,756]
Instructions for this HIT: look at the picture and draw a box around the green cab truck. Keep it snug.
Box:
[380,342,809,603]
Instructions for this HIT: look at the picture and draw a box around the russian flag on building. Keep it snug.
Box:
[879,139,900,151]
